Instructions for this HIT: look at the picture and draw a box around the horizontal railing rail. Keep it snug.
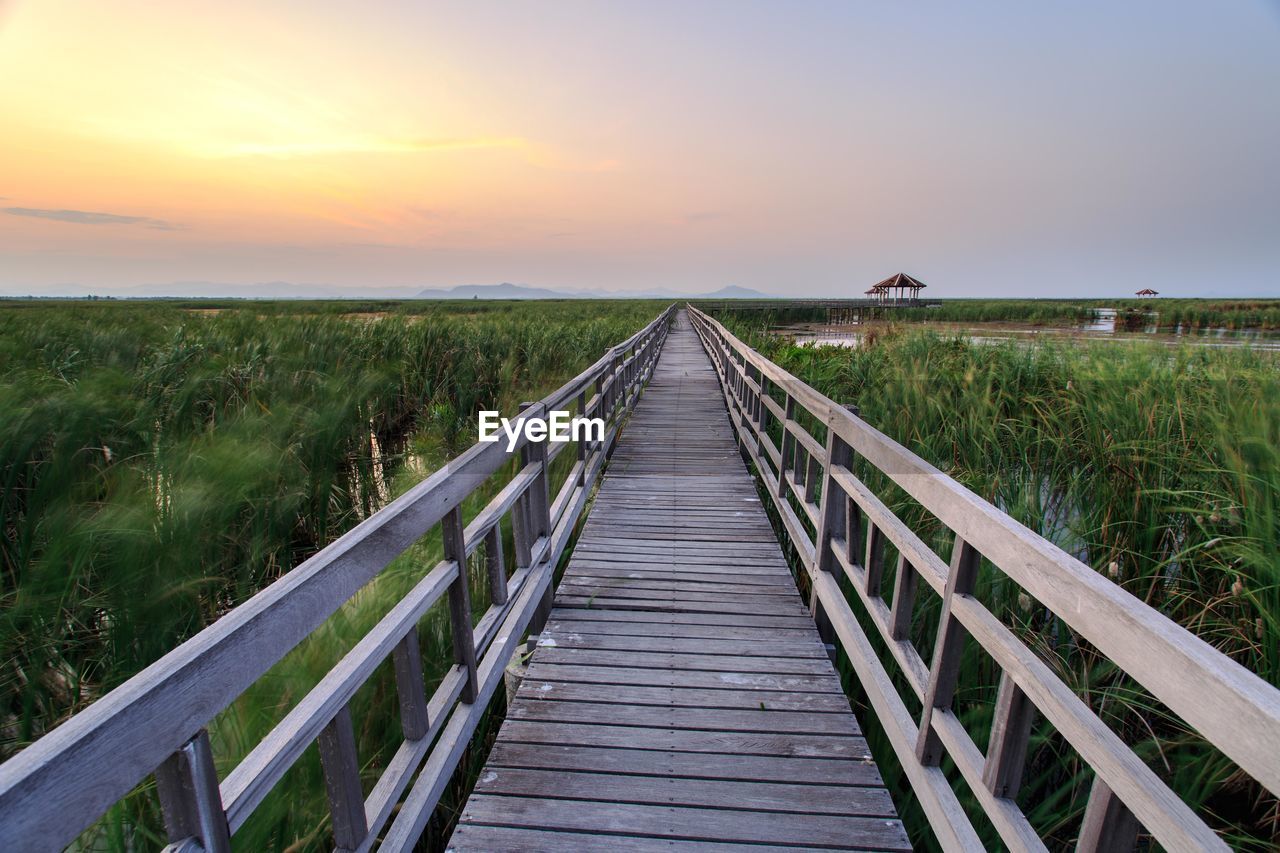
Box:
[688,305,1280,852]
[0,306,675,853]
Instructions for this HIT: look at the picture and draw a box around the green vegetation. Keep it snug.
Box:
[1109,298,1280,331]
[0,298,662,849]
[702,297,1280,331]
[719,311,1279,849]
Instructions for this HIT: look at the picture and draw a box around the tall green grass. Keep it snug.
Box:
[722,314,1279,849]
[703,297,1280,330]
[0,298,661,848]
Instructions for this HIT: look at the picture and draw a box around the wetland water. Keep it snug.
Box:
[776,308,1280,350]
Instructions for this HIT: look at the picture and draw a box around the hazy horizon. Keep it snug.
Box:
[3,1,1278,298]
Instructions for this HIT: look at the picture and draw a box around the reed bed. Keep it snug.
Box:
[704,297,1280,331]
[0,298,661,849]
[721,313,1279,849]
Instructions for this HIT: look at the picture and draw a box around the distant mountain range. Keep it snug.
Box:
[0,280,779,300]
[413,283,774,300]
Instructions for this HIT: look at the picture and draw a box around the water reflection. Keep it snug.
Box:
[776,308,1280,351]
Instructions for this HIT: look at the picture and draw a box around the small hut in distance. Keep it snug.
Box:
[868,273,927,306]
[1135,288,1159,297]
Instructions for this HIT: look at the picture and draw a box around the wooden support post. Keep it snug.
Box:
[317,704,368,852]
[812,428,852,662]
[391,627,430,741]
[516,402,554,633]
[576,389,588,481]
[889,554,918,641]
[815,431,852,577]
[804,448,822,506]
[845,494,863,568]
[155,728,231,853]
[1077,778,1140,853]
[916,535,980,765]
[484,525,508,606]
[864,523,886,596]
[441,506,479,703]
[982,670,1036,798]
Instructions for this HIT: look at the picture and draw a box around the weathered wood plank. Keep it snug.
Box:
[473,768,896,816]
[458,795,910,851]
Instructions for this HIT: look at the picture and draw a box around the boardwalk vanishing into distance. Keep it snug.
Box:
[449,313,909,850]
[1,306,1279,852]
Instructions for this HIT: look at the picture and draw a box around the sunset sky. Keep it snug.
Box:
[1,1,1278,297]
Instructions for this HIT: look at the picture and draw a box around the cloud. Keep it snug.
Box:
[216,136,526,158]
[3,207,180,230]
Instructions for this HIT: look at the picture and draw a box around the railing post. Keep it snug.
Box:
[916,535,980,765]
[155,728,231,853]
[391,627,430,740]
[441,506,479,703]
[484,526,508,606]
[1077,778,1139,853]
[317,704,368,852]
[812,423,853,659]
[888,554,918,641]
[864,523,886,595]
[516,401,554,632]
[576,388,588,484]
[982,669,1036,798]
[777,395,796,497]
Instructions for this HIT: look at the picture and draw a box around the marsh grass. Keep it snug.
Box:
[705,297,1280,331]
[724,313,1279,849]
[0,298,660,849]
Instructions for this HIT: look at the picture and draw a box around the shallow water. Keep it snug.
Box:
[776,309,1280,351]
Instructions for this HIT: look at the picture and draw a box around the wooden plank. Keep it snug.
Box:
[459,795,910,851]
[536,632,825,659]
[508,699,860,735]
[484,741,883,787]
[524,655,844,691]
[514,680,853,712]
[528,647,834,675]
[473,768,896,816]
[449,824,846,852]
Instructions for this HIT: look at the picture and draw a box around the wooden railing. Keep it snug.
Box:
[688,305,1280,852]
[0,306,674,853]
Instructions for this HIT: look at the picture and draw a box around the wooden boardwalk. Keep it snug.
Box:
[449,313,910,851]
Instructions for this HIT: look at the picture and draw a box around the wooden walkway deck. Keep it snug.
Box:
[449,313,909,851]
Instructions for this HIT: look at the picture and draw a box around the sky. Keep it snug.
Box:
[1,1,1278,298]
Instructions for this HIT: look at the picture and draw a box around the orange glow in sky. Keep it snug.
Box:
[2,1,1278,296]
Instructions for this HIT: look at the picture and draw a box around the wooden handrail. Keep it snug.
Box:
[0,306,675,853]
[688,304,1280,852]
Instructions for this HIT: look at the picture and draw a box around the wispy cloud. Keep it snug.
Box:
[217,136,526,158]
[3,207,180,230]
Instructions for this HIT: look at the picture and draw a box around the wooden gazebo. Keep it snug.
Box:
[869,272,927,305]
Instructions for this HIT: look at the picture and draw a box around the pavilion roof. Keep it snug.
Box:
[871,272,927,290]
[1135,288,1159,295]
